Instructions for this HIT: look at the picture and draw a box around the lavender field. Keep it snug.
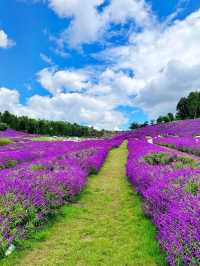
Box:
[0,119,200,266]
[2,0,200,264]
[0,129,125,259]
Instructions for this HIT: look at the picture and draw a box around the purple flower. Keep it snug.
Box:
[126,139,200,266]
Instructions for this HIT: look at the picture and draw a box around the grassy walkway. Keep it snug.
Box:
[2,143,166,266]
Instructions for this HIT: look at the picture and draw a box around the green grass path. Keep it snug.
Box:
[2,142,166,266]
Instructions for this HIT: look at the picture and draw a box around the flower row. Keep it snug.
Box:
[0,134,125,256]
[154,136,200,157]
[126,139,200,266]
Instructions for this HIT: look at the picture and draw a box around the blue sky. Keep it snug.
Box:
[0,0,200,130]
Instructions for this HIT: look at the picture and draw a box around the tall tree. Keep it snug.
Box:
[187,91,200,118]
[176,97,190,119]
[167,113,174,121]
[176,92,200,119]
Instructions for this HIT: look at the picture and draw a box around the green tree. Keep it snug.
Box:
[0,110,102,138]
[187,91,200,118]
[129,121,149,129]
[0,122,8,131]
[157,116,164,124]
[176,97,189,119]
[129,122,141,130]
[167,113,174,121]
[176,91,200,119]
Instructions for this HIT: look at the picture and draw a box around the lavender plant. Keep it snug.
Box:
[126,140,200,266]
[0,130,125,256]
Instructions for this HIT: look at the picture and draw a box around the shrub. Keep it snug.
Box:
[144,152,199,169]
[176,157,199,169]
[184,179,199,195]
[144,152,175,165]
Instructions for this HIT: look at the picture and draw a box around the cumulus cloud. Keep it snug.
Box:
[103,0,153,27]
[35,67,130,128]
[27,93,125,129]
[44,1,200,120]
[0,87,125,130]
[37,66,141,107]
[99,8,200,118]
[47,0,152,47]
[48,0,105,47]
[0,88,21,111]
[134,61,200,117]
[7,1,200,129]
[37,67,91,95]
[0,30,15,48]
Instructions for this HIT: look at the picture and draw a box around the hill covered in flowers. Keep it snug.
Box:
[0,119,200,266]
[127,118,200,265]
[129,118,200,140]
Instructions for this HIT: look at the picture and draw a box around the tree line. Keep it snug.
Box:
[0,111,104,137]
[130,91,200,129]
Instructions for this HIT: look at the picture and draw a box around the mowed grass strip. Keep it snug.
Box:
[2,142,166,266]
[32,136,66,141]
[0,137,12,146]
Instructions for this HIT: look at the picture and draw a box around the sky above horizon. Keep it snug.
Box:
[0,0,200,130]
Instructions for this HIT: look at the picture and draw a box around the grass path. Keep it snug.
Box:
[2,142,166,266]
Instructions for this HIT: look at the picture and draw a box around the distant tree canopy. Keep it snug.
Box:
[129,121,149,130]
[0,111,104,137]
[156,113,175,124]
[0,122,8,131]
[176,91,200,119]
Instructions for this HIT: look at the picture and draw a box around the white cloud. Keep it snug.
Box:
[134,61,200,118]
[27,93,125,129]
[0,88,22,113]
[103,0,153,27]
[98,8,200,118]
[33,2,200,125]
[86,68,144,109]
[0,87,125,130]
[6,1,200,128]
[47,0,153,47]
[35,66,130,128]
[0,30,15,48]
[40,53,53,65]
[48,0,105,47]
[37,66,142,108]
[37,67,90,95]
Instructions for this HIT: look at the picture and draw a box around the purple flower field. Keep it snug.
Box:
[154,136,200,157]
[0,129,125,256]
[126,119,200,265]
[1,119,200,265]
[126,139,200,266]
[130,119,200,140]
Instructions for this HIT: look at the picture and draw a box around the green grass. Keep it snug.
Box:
[32,136,67,141]
[0,138,12,146]
[1,143,166,266]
